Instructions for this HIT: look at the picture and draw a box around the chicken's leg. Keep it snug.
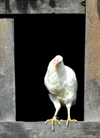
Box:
[61,107,77,126]
[66,107,77,126]
[45,108,61,131]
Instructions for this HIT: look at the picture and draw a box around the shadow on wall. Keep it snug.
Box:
[4,0,10,13]
[4,0,56,13]
[97,0,100,20]
[15,0,28,12]
[29,0,56,10]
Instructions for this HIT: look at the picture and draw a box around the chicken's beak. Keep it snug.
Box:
[54,58,59,67]
[54,62,58,67]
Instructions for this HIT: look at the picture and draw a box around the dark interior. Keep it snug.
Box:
[15,15,85,121]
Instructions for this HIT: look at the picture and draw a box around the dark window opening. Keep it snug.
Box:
[15,15,85,122]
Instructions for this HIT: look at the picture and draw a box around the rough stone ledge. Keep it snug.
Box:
[0,121,100,138]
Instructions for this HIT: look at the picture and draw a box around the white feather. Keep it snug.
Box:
[44,55,77,110]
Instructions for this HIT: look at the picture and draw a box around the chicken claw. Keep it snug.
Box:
[45,116,61,131]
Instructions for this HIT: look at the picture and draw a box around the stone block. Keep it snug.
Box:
[0,19,15,122]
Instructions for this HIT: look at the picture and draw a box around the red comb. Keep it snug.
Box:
[56,58,60,63]
[54,57,60,64]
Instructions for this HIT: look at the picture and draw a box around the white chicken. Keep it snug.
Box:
[44,55,78,130]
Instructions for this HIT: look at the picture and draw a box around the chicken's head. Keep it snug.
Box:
[53,55,63,67]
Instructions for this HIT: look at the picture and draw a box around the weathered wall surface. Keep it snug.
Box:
[0,0,85,13]
[85,0,100,121]
[0,19,15,122]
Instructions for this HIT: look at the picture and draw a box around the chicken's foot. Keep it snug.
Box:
[45,108,61,131]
